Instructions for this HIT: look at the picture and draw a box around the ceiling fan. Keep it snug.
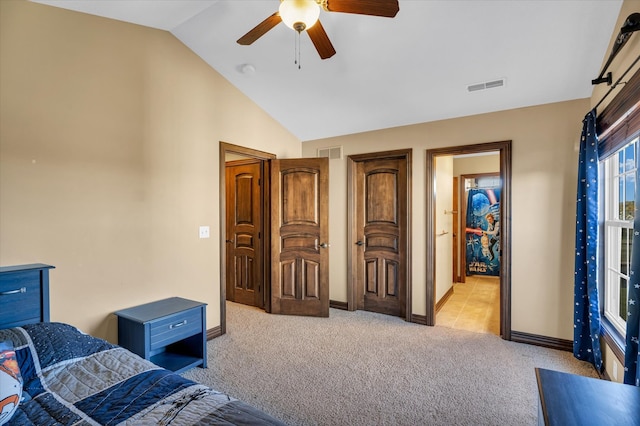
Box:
[237,0,400,60]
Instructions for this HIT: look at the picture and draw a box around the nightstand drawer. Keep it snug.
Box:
[150,308,202,351]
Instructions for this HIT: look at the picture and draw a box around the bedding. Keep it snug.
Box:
[0,322,284,425]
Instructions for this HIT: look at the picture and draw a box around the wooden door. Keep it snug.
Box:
[270,158,329,317]
[225,160,264,308]
[354,155,408,318]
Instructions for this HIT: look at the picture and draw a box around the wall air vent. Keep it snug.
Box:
[467,78,506,93]
[317,146,343,160]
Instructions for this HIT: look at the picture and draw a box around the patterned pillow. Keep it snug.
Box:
[0,341,21,425]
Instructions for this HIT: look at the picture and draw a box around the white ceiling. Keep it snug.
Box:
[33,0,623,141]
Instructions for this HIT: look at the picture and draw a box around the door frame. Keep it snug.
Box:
[347,148,413,322]
[219,142,276,335]
[459,172,500,284]
[426,141,512,340]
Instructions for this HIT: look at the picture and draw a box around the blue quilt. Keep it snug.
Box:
[0,322,284,425]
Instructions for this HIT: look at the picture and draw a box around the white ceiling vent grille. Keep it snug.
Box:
[317,146,343,160]
[467,78,506,93]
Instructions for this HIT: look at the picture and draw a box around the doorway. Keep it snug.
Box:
[426,141,512,340]
[347,149,412,321]
[219,142,331,334]
[219,142,275,335]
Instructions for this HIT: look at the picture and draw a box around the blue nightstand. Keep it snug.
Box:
[115,297,207,373]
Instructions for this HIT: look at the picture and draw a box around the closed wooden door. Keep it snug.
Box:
[353,153,409,318]
[225,160,264,308]
[271,158,329,317]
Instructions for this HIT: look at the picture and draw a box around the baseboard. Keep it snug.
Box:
[411,313,427,325]
[330,300,349,310]
[511,330,572,352]
[206,326,223,341]
[435,286,455,313]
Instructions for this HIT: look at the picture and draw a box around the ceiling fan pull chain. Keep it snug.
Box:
[293,31,297,67]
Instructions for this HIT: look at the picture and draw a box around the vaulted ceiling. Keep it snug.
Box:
[34,0,623,141]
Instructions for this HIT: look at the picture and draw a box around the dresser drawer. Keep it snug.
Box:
[149,307,203,351]
[0,270,42,328]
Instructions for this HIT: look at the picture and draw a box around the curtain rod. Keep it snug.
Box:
[594,53,640,112]
[592,13,640,85]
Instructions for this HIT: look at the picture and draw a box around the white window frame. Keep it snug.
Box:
[603,137,636,337]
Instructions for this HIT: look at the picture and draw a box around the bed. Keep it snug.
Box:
[0,264,285,425]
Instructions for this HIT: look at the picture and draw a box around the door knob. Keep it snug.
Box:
[355,241,364,246]
[319,242,330,248]
[225,239,234,243]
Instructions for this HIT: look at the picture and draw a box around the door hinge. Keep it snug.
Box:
[258,232,261,239]
[258,178,261,186]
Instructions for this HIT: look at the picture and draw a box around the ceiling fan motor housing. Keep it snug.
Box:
[279,0,320,32]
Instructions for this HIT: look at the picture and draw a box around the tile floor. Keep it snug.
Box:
[436,275,500,335]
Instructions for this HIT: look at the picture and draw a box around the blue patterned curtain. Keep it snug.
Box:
[624,142,640,386]
[574,109,603,372]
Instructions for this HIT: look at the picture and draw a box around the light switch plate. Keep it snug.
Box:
[199,226,210,239]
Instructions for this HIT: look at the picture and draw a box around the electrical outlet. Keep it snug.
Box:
[199,226,210,239]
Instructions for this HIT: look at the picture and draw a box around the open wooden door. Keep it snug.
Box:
[270,158,329,317]
[225,159,264,308]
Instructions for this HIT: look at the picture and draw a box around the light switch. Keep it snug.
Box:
[199,226,210,239]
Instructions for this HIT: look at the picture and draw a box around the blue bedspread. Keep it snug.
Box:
[0,323,284,425]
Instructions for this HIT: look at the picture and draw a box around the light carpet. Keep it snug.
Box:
[183,302,597,425]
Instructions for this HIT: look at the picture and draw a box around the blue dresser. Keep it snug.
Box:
[115,297,207,373]
[0,263,55,328]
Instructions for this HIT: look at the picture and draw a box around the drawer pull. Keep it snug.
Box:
[169,320,187,329]
[0,287,26,296]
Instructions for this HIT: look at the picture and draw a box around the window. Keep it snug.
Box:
[603,137,637,337]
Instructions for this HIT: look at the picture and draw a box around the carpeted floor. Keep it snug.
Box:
[182,302,598,425]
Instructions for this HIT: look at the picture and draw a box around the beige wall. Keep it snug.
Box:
[453,154,499,177]
[0,0,300,342]
[303,98,588,339]
[590,0,640,383]
[434,156,453,303]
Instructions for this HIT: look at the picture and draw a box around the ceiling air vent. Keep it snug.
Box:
[467,78,506,93]
[317,146,342,160]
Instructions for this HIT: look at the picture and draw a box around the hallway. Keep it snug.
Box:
[436,275,500,335]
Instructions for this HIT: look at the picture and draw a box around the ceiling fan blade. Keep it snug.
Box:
[237,12,282,45]
[307,20,336,59]
[323,0,399,18]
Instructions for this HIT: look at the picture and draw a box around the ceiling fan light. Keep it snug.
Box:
[279,0,320,32]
